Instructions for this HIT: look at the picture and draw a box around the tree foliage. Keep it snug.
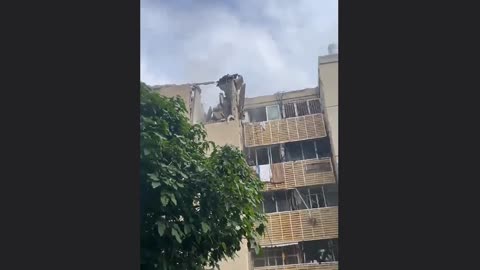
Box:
[140,83,266,270]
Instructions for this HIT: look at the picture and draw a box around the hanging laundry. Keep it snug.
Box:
[259,121,267,131]
[258,164,271,182]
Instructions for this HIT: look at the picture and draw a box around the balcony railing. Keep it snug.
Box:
[244,113,327,147]
[255,158,335,191]
[258,207,338,246]
[254,262,338,270]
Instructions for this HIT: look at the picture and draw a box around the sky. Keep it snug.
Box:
[141,0,338,109]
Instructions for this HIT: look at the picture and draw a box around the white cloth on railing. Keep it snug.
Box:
[258,164,271,182]
[259,121,267,130]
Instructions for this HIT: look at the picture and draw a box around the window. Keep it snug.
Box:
[249,146,282,166]
[302,141,317,159]
[302,239,338,263]
[314,138,332,158]
[262,191,290,213]
[253,256,266,267]
[284,245,300,264]
[253,245,301,267]
[328,239,339,261]
[282,99,322,118]
[308,99,322,114]
[296,101,309,116]
[271,145,281,163]
[284,103,296,118]
[264,187,333,213]
[256,148,269,165]
[263,193,277,213]
[324,184,338,207]
[276,191,290,212]
[285,142,303,161]
[247,105,280,122]
[266,105,281,121]
[268,248,283,266]
[247,107,267,122]
[246,149,256,166]
[284,139,333,162]
[290,189,309,210]
[309,187,326,208]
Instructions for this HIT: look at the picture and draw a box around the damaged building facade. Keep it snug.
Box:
[242,87,338,270]
[150,50,338,270]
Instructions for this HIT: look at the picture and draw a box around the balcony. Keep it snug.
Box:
[259,158,335,191]
[254,262,338,270]
[258,207,338,246]
[244,113,327,148]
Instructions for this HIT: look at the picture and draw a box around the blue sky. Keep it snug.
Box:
[141,0,338,109]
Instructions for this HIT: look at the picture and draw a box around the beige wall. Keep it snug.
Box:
[217,240,250,270]
[204,120,243,148]
[319,56,338,168]
[152,84,206,124]
[204,120,249,270]
[191,88,205,124]
[152,85,193,116]
[319,61,338,106]
[326,106,338,165]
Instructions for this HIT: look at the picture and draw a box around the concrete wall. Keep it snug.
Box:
[204,120,249,270]
[152,84,205,124]
[152,84,193,116]
[191,87,205,124]
[204,120,243,149]
[217,240,251,270]
[318,54,338,169]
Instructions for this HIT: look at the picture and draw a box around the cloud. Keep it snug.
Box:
[141,0,337,109]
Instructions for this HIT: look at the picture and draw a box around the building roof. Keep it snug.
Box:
[318,54,338,65]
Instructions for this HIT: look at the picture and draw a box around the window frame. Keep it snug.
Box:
[282,98,321,118]
[252,245,301,267]
[251,146,281,166]
[285,139,326,162]
[266,104,281,121]
[262,185,337,213]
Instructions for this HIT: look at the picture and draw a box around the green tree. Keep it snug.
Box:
[140,83,266,270]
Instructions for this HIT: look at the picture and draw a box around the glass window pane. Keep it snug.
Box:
[308,99,322,114]
[256,148,269,165]
[266,105,281,121]
[276,191,290,212]
[328,239,339,261]
[284,103,296,118]
[286,256,299,265]
[248,107,267,122]
[309,187,326,208]
[285,142,303,161]
[324,184,338,207]
[270,145,281,164]
[263,193,276,213]
[296,101,309,116]
[291,188,309,210]
[314,138,332,158]
[302,140,317,159]
[246,149,256,166]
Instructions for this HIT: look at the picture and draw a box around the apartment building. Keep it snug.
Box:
[241,85,338,270]
[150,51,338,270]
